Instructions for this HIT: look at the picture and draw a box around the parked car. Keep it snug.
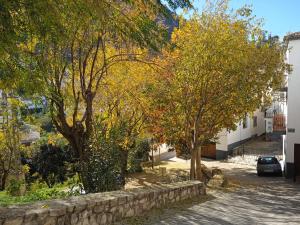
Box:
[257,156,282,176]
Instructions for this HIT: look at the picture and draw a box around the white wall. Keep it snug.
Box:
[283,134,286,162]
[216,129,228,151]
[227,110,265,146]
[152,143,176,162]
[255,110,265,136]
[286,39,300,163]
[216,109,265,151]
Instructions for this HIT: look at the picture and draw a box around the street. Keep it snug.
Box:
[130,162,300,225]
[121,138,300,225]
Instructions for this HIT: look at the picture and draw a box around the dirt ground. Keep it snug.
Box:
[125,157,263,189]
[125,135,293,198]
[126,135,284,189]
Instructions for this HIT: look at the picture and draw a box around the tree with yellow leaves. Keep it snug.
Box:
[0,94,24,191]
[152,0,288,180]
[92,60,155,185]
[0,0,192,192]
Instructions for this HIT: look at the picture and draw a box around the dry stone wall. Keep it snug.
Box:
[0,181,205,225]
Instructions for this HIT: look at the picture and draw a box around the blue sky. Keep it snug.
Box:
[193,0,300,38]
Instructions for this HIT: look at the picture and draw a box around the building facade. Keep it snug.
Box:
[283,32,300,179]
[215,109,265,159]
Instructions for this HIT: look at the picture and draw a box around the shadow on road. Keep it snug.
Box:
[137,162,300,225]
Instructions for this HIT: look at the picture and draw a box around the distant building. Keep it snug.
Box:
[0,90,41,145]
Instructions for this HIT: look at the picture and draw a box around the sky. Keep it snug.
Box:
[193,0,300,38]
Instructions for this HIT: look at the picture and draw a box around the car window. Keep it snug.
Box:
[258,157,278,164]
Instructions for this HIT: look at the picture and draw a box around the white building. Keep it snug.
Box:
[152,143,176,162]
[215,109,265,159]
[283,32,300,179]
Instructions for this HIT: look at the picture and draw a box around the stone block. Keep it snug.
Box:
[125,208,134,217]
[89,214,98,225]
[49,207,66,217]
[109,206,117,213]
[57,216,66,225]
[82,217,90,225]
[42,216,57,225]
[74,203,87,213]
[3,217,23,225]
[70,214,78,225]
[118,196,127,205]
[100,214,107,225]
[93,205,104,213]
[107,213,113,224]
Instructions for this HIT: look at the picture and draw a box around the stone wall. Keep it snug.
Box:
[0,181,205,225]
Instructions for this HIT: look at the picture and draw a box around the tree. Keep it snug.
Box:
[0,0,192,193]
[94,60,155,184]
[0,94,23,190]
[150,1,288,180]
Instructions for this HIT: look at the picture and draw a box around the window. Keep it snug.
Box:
[253,116,257,127]
[242,115,248,129]
[258,157,279,165]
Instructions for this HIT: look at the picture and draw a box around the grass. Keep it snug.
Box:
[0,186,71,206]
[0,181,81,207]
[1,165,188,206]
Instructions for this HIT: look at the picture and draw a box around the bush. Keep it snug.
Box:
[0,184,76,206]
[32,144,75,188]
[7,179,23,196]
[128,139,151,173]
[29,180,48,192]
[26,187,69,201]
[81,153,122,193]
[78,119,127,193]
[39,116,54,132]
[175,139,191,159]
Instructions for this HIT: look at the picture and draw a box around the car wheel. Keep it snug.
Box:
[257,172,262,176]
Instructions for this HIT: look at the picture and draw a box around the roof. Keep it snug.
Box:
[284,32,300,42]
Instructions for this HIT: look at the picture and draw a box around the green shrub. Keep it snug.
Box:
[29,180,48,192]
[81,153,122,193]
[79,119,126,193]
[7,179,23,196]
[0,177,81,206]
[128,139,150,173]
[39,115,54,132]
[32,144,75,188]
[66,174,84,195]
[26,187,68,201]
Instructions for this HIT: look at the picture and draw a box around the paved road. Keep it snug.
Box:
[143,166,300,225]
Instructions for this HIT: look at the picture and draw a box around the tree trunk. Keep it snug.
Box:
[190,145,202,181]
[67,133,91,192]
[119,150,128,186]
[195,146,202,180]
[190,149,196,180]
[75,143,92,193]
[0,171,8,191]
